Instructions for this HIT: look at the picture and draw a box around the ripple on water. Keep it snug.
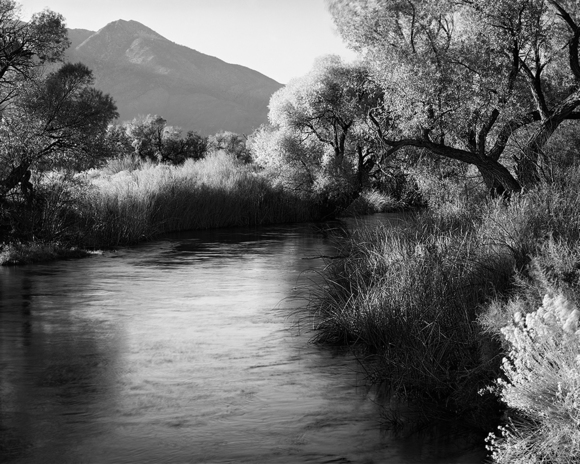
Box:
[0,218,485,464]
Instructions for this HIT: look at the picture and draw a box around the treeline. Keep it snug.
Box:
[104,115,251,165]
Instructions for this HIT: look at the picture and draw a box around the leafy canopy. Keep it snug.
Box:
[328,0,580,192]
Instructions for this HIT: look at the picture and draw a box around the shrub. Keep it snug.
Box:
[486,291,580,464]
[340,189,402,217]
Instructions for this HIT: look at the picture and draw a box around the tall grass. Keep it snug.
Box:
[76,151,319,248]
[476,172,580,463]
[309,166,580,437]
[310,212,514,429]
[340,189,403,217]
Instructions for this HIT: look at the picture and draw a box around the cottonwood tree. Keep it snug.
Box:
[0,62,118,201]
[257,56,384,206]
[329,0,580,194]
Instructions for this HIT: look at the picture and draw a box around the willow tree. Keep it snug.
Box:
[329,0,580,194]
[255,56,384,206]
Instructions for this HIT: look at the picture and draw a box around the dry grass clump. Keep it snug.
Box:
[310,213,514,427]
[78,151,317,247]
[340,189,403,217]
[0,241,90,265]
[483,290,580,464]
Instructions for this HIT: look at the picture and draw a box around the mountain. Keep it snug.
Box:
[66,20,283,135]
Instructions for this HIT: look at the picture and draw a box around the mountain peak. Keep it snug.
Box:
[76,19,167,58]
[97,19,166,41]
[66,20,282,134]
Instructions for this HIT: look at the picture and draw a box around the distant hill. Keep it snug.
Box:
[66,20,283,135]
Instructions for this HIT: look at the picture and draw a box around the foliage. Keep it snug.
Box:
[485,291,580,463]
[207,131,251,163]
[108,114,208,164]
[309,162,580,437]
[0,1,69,106]
[251,56,385,211]
[328,0,580,193]
[339,189,401,217]
[0,62,118,206]
[406,152,488,211]
[249,123,325,197]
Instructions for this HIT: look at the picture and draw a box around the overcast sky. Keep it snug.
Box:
[18,0,358,84]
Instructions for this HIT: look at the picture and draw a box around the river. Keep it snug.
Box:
[0,216,486,463]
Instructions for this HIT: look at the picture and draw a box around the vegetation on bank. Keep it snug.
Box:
[309,163,580,460]
[0,151,325,264]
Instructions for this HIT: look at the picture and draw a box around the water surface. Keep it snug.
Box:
[0,218,484,463]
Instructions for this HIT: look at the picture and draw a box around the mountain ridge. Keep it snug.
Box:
[66,20,282,135]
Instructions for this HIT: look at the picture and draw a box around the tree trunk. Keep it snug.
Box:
[517,88,580,187]
[476,159,521,197]
[0,162,32,200]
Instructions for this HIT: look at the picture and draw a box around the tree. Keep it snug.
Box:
[0,1,69,107]
[116,114,207,163]
[166,130,207,164]
[207,131,251,163]
[329,0,580,194]
[249,124,326,196]
[259,56,384,206]
[0,62,118,200]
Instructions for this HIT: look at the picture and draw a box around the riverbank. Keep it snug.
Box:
[309,165,580,462]
[0,152,316,265]
[1,152,405,265]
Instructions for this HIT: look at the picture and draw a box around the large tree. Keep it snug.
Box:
[256,56,384,204]
[0,62,118,200]
[329,0,580,194]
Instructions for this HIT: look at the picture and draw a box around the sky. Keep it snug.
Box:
[18,0,358,84]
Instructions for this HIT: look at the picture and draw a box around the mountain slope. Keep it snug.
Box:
[66,20,282,135]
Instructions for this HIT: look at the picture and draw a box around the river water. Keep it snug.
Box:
[0,216,485,463]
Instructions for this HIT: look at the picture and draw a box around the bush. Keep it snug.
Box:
[340,189,403,217]
[486,291,580,464]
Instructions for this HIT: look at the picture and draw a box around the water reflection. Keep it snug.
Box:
[0,216,485,463]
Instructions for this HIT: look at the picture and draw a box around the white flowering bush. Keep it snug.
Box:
[488,292,580,463]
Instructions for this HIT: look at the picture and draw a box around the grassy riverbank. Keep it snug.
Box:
[80,152,320,247]
[1,151,406,265]
[0,152,324,264]
[310,166,580,460]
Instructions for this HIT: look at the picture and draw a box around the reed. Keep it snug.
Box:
[310,212,514,429]
[309,164,580,442]
[78,151,318,248]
